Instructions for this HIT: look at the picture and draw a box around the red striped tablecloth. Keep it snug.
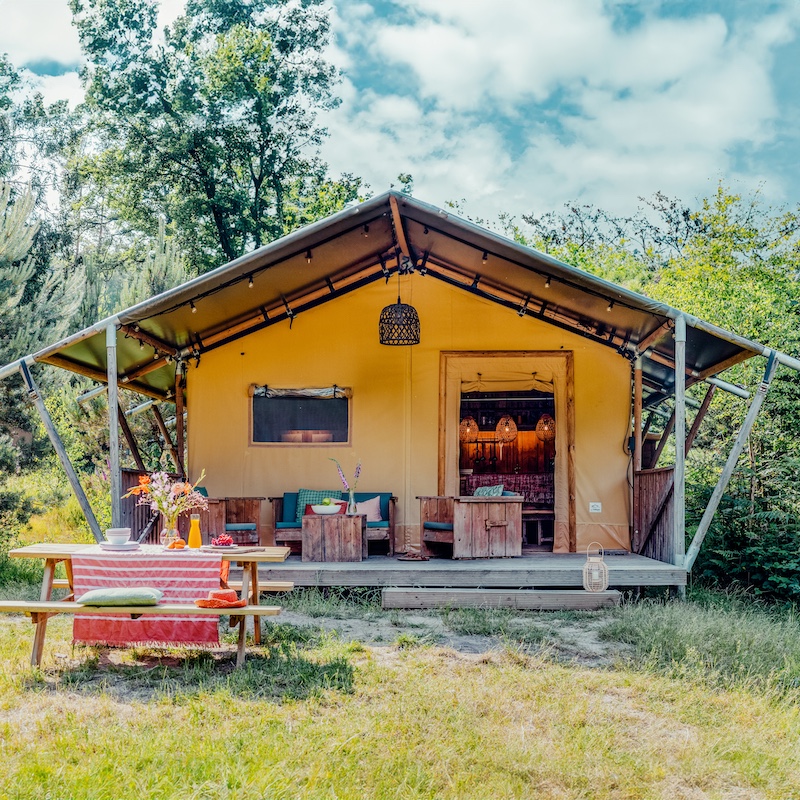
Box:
[71,545,222,646]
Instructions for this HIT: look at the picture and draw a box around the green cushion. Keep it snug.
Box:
[473,484,504,497]
[295,489,342,523]
[77,587,164,606]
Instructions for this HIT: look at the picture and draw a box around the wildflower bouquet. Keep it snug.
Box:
[329,458,361,492]
[123,469,208,531]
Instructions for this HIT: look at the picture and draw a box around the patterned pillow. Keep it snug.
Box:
[473,484,504,497]
[296,489,342,522]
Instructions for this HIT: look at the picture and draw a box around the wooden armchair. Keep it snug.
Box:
[418,495,523,559]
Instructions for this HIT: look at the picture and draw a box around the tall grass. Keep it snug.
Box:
[2,612,800,799]
[601,590,800,697]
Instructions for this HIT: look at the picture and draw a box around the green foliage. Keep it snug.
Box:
[517,183,800,602]
[70,0,363,271]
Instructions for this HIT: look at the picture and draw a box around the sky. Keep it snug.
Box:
[1,0,799,224]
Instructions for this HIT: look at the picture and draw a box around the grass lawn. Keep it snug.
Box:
[0,590,799,799]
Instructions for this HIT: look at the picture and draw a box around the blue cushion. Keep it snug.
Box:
[366,520,389,529]
[226,522,256,531]
[423,521,454,531]
[196,486,209,497]
[502,490,520,496]
[281,493,299,523]
[474,484,504,497]
[276,520,301,529]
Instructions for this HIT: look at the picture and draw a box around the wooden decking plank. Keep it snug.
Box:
[381,588,621,610]
[256,553,685,588]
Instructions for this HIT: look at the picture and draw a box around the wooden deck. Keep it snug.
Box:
[255,551,685,589]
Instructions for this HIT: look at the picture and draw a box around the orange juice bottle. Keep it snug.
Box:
[188,514,202,549]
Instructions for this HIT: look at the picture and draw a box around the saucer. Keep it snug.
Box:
[99,541,140,551]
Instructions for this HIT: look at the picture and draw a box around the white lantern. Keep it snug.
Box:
[582,542,609,592]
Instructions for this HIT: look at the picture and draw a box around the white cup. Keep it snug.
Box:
[105,527,132,545]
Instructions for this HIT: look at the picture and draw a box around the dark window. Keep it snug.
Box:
[252,396,349,443]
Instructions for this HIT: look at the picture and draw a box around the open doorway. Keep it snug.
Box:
[458,389,556,550]
[440,351,574,552]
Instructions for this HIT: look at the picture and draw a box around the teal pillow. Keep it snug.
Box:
[474,484,504,497]
[78,587,164,606]
[296,489,342,523]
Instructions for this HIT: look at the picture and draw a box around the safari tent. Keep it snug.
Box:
[2,191,797,592]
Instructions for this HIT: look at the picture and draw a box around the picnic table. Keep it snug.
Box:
[7,543,292,666]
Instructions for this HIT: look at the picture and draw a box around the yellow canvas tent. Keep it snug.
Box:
[2,191,796,573]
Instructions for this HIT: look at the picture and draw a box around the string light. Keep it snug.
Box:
[190,301,197,313]
[305,249,312,263]
[607,300,614,312]
[481,251,488,264]
[248,275,254,288]
[544,277,551,289]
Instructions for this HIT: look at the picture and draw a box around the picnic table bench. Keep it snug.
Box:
[0,600,281,668]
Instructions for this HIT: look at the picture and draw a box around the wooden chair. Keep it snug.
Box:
[418,495,523,559]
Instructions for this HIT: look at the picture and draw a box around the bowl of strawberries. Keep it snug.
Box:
[210,533,235,548]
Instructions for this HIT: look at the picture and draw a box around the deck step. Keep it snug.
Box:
[381,587,621,610]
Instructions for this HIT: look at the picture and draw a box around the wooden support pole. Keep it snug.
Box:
[19,362,103,542]
[118,407,146,472]
[649,410,674,469]
[174,361,186,478]
[151,404,183,475]
[685,385,716,455]
[632,357,643,551]
[685,352,778,572]
[673,316,686,580]
[107,324,122,527]
[634,357,643,472]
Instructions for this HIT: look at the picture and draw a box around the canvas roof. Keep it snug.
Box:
[18,191,779,404]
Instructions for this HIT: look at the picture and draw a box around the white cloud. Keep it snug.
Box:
[320,0,800,220]
[0,0,82,67]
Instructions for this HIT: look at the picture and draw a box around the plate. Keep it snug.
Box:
[205,544,240,550]
[99,541,140,551]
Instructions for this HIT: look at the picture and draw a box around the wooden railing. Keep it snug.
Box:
[121,468,160,543]
[121,469,263,545]
[633,467,675,563]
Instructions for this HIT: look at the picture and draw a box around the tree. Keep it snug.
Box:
[514,184,800,601]
[70,0,363,272]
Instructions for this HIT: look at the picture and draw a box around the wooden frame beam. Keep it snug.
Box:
[151,404,183,475]
[389,194,415,262]
[118,406,146,472]
[637,320,674,353]
[119,324,178,358]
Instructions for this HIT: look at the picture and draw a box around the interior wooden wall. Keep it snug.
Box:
[459,430,556,474]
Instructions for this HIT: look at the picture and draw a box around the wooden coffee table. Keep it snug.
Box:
[301,514,367,562]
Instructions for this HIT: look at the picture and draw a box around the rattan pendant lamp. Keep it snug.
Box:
[379,266,420,346]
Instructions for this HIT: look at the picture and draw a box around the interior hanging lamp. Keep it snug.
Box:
[495,414,517,457]
[535,413,556,442]
[459,416,479,443]
[379,268,420,345]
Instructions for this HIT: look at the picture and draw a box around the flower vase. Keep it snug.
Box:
[346,489,358,516]
[160,518,179,547]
